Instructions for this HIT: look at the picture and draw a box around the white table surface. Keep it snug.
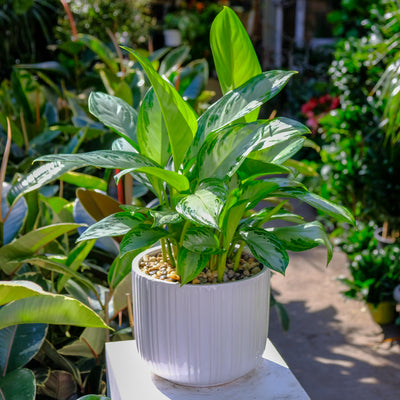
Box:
[106,339,310,400]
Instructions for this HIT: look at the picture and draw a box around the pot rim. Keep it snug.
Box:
[132,245,269,287]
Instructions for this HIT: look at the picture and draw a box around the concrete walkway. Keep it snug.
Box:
[268,247,400,400]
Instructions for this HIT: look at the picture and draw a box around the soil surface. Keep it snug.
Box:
[268,247,400,400]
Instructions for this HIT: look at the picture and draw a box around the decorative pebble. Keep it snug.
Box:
[139,252,263,284]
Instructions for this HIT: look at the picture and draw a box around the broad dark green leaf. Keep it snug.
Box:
[137,88,170,167]
[182,227,221,254]
[176,181,227,230]
[0,223,82,275]
[210,7,262,120]
[120,225,168,256]
[177,248,210,285]
[0,368,35,400]
[78,212,143,241]
[268,221,333,264]
[0,323,47,375]
[0,292,109,330]
[88,92,138,150]
[240,228,289,274]
[122,47,197,170]
[150,210,183,227]
[272,187,355,225]
[59,327,105,358]
[188,71,296,160]
[158,45,191,77]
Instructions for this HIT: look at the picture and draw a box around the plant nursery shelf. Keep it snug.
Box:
[106,340,310,399]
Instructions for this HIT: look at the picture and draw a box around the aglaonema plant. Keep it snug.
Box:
[8,7,354,286]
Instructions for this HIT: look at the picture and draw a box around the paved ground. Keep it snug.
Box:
[268,247,400,400]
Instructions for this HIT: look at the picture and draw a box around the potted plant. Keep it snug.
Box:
[339,225,400,325]
[11,7,353,387]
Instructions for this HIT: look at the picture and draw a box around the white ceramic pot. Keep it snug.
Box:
[163,29,182,47]
[132,246,270,387]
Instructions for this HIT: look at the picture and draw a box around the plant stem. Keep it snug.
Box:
[166,240,176,267]
[160,238,168,262]
[233,241,245,271]
[217,251,228,283]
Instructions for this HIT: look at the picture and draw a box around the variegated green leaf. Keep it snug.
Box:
[182,227,221,254]
[177,248,210,285]
[240,228,289,274]
[122,47,197,170]
[267,221,333,264]
[88,92,138,150]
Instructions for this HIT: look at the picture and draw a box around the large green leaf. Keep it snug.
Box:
[0,290,109,330]
[137,88,170,167]
[211,7,261,99]
[239,180,280,209]
[237,159,290,180]
[150,210,183,228]
[119,225,168,257]
[272,187,355,225]
[240,228,289,274]
[108,252,136,289]
[0,281,45,305]
[78,212,143,241]
[88,92,138,150]
[0,223,81,275]
[0,323,47,375]
[188,70,296,160]
[268,221,333,264]
[0,368,35,400]
[176,181,227,230]
[182,227,221,254]
[177,248,210,285]
[122,47,198,170]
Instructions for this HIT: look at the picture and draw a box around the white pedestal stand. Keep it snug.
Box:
[106,340,310,399]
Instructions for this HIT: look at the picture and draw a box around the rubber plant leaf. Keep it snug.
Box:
[0,323,47,375]
[0,283,109,330]
[0,368,36,400]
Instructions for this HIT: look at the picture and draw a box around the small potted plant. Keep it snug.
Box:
[16,7,353,387]
[339,224,400,325]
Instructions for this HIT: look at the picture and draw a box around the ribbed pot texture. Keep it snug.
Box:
[132,246,271,387]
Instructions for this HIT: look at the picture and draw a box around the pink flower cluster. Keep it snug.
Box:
[301,94,340,132]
